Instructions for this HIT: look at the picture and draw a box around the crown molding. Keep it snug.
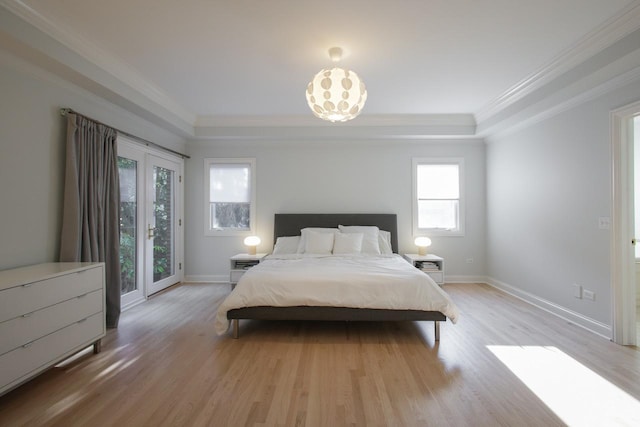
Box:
[193,114,477,140]
[475,1,640,124]
[482,63,640,140]
[4,0,638,142]
[0,0,196,128]
[195,113,476,128]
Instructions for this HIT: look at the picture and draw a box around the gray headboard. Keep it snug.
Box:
[273,213,398,253]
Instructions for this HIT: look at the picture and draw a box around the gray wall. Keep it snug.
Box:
[0,50,186,270]
[185,139,487,282]
[485,78,640,327]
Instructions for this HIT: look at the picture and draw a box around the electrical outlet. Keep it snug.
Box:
[573,284,582,299]
[598,217,610,229]
[466,258,474,264]
[583,289,596,301]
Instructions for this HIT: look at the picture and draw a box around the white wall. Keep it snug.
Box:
[0,50,186,270]
[185,139,486,282]
[485,78,640,331]
[636,116,640,306]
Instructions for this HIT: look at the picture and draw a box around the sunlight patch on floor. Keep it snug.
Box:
[488,346,640,427]
[42,391,83,420]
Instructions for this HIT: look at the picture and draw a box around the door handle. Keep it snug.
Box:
[148,224,155,239]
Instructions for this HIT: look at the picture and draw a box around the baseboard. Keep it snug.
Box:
[445,275,488,284]
[485,277,612,340]
[121,297,146,312]
[183,274,228,284]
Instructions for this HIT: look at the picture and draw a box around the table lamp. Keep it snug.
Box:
[243,236,261,255]
[414,237,432,256]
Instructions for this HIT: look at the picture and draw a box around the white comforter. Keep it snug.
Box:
[214,254,459,334]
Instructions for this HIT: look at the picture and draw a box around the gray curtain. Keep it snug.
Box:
[60,113,121,328]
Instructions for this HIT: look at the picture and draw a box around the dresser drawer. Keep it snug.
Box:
[0,312,103,392]
[0,267,102,323]
[0,289,103,356]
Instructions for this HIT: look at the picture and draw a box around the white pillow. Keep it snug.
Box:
[338,225,381,254]
[297,228,340,253]
[332,232,363,254]
[378,230,393,254]
[304,230,335,254]
[273,236,301,254]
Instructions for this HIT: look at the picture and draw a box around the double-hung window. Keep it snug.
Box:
[204,158,256,236]
[412,158,465,236]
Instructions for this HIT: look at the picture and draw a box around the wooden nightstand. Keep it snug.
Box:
[403,254,445,285]
[229,253,268,288]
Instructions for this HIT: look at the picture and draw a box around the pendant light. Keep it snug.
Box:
[305,47,367,122]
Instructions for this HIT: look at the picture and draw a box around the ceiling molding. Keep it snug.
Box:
[482,63,640,140]
[475,0,640,124]
[0,0,478,140]
[3,0,638,142]
[193,114,477,140]
[195,113,476,128]
[0,0,196,127]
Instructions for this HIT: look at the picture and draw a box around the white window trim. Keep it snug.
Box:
[412,157,465,237]
[204,158,256,236]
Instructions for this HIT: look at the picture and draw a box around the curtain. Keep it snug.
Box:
[60,113,121,328]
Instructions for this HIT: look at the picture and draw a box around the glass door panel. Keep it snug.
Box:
[117,143,145,309]
[119,157,138,293]
[146,155,181,295]
[152,165,174,282]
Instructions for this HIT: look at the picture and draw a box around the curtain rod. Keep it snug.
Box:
[60,108,190,159]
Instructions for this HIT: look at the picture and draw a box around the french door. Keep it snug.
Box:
[146,155,182,295]
[117,137,183,309]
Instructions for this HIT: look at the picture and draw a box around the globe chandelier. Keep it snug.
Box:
[305,47,367,122]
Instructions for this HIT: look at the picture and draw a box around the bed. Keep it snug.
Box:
[215,213,459,340]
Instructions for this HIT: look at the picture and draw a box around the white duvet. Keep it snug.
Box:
[214,253,459,334]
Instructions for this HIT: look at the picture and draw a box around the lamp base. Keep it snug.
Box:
[418,247,427,256]
[248,246,257,255]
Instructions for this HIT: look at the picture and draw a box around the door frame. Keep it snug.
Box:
[117,136,184,307]
[145,153,184,296]
[611,100,639,345]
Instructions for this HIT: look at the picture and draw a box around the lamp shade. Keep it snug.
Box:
[414,237,432,256]
[306,67,367,122]
[244,236,261,255]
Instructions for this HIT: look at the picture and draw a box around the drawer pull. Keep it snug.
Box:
[22,313,32,318]
[77,318,88,324]
[21,283,32,288]
[22,342,32,349]
[77,293,88,299]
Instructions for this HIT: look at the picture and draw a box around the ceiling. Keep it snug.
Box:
[1,0,640,138]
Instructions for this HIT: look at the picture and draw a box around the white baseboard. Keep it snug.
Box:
[445,275,488,284]
[121,297,146,312]
[183,274,228,284]
[485,277,612,340]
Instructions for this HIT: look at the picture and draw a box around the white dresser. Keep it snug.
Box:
[0,262,106,396]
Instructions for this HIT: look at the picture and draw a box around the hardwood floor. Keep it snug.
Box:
[1,283,639,426]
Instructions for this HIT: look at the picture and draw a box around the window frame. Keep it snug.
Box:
[204,158,256,236]
[412,157,465,237]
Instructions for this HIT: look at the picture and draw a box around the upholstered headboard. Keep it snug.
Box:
[273,213,398,253]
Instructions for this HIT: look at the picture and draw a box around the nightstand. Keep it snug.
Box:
[230,253,268,288]
[403,254,445,285]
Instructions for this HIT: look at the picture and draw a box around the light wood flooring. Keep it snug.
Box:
[1,283,639,426]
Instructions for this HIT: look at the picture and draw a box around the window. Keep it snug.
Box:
[412,158,465,236]
[204,158,256,236]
